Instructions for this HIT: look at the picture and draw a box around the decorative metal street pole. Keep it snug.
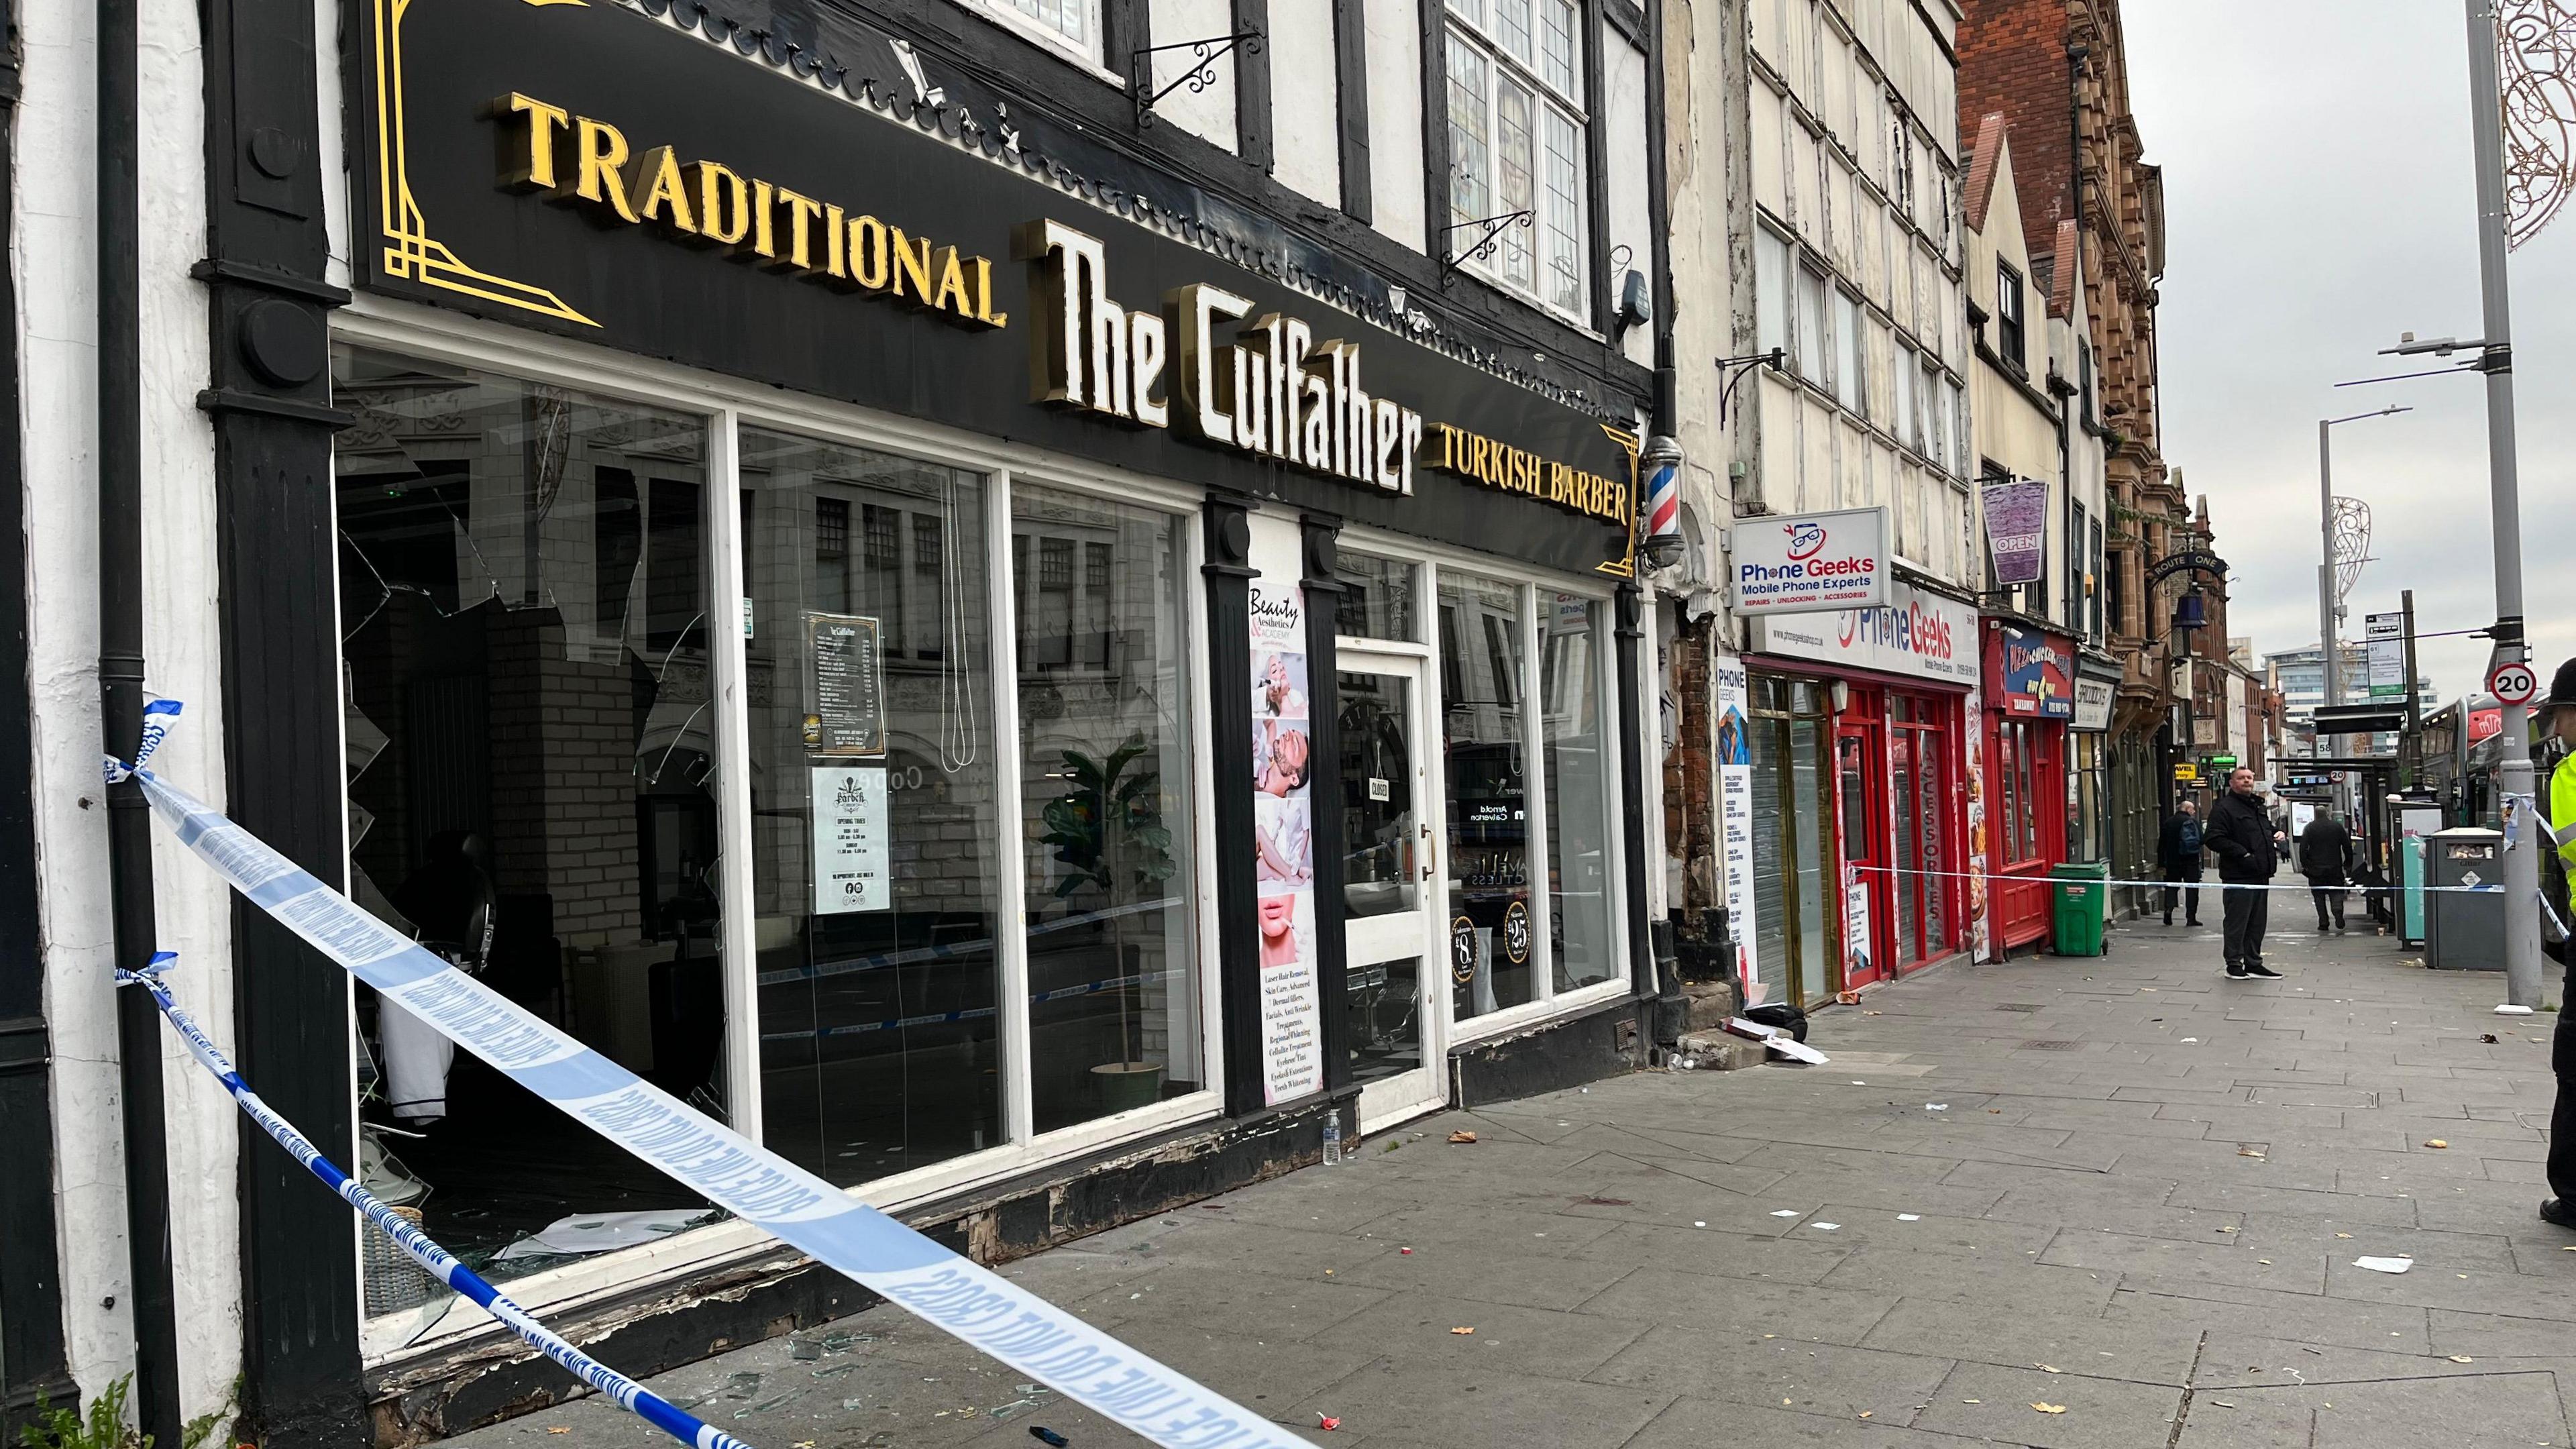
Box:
[2465,0,2543,1008]
[2315,407,2405,716]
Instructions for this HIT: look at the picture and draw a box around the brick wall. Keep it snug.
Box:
[488,609,645,947]
[1957,0,2076,258]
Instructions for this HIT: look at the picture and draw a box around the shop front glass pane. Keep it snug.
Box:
[1014,486,1200,1130]
[1892,731,1921,961]
[1441,572,1532,1020]
[1542,594,1615,991]
[739,428,1002,1186]
[1919,731,1947,949]
[2066,740,2084,862]
[1750,717,1790,1005]
[1792,722,1832,1004]
[1998,724,2021,864]
[335,345,717,1286]
[1340,671,1418,920]
[1333,551,1418,641]
[2015,728,2039,860]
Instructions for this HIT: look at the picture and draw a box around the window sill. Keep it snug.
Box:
[949,0,1126,89]
[359,1087,1225,1363]
[1447,974,1632,1049]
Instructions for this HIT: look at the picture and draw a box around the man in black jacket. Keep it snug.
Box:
[2204,767,2286,979]
[2300,810,2354,932]
[2157,798,2204,926]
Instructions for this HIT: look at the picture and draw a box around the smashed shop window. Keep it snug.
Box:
[335,344,723,1307]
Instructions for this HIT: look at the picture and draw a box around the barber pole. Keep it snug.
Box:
[1640,433,1683,569]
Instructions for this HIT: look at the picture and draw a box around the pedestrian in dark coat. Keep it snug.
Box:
[2300,811,2353,932]
[2203,767,2286,979]
[2157,798,2204,926]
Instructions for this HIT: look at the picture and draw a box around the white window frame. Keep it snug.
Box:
[1444,0,1592,324]
[1833,287,1864,417]
[1756,223,1792,360]
[1332,525,1631,1050]
[335,299,1226,1362]
[1795,262,1829,388]
[950,0,1114,79]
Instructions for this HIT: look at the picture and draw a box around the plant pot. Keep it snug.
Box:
[1090,1061,1164,1114]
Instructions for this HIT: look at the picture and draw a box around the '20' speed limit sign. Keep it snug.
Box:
[2489,660,2540,706]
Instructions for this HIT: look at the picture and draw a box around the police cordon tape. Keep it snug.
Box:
[116,955,758,1449]
[1851,863,2513,894]
[120,762,1315,1449]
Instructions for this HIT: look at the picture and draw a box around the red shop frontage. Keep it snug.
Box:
[1982,622,2076,955]
[1746,580,1982,995]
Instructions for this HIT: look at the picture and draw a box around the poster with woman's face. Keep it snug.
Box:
[1254,651,1309,722]
[1257,890,1315,969]
[1255,718,1313,798]
[1246,557,1322,1106]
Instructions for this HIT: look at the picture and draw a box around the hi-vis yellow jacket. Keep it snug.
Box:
[2555,750,2576,914]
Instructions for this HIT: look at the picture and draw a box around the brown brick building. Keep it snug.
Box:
[1958,0,2189,908]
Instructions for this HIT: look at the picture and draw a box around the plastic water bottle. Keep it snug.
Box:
[1322,1111,1343,1165]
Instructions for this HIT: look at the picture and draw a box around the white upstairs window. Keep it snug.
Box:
[1446,0,1590,322]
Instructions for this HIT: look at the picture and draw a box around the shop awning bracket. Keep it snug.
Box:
[1130,28,1264,129]
[1438,211,1534,285]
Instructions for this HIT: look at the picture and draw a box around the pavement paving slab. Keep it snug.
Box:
[437,916,2576,1449]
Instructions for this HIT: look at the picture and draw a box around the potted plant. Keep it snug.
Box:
[1039,732,1177,1112]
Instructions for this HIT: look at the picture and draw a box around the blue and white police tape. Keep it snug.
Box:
[115,955,756,1449]
[1852,862,2510,893]
[121,765,1313,1449]
[99,698,182,784]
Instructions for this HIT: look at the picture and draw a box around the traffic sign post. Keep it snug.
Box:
[2489,659,2539,706]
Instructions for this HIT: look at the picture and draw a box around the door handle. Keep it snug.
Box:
[1419,822,1437,883]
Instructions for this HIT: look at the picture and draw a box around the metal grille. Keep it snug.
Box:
[1994,1003,2043,1013]
[2021,1040,2080,1051]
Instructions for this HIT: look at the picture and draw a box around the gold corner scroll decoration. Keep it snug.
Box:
[1595,423,1641,579]
[374,0,598,325]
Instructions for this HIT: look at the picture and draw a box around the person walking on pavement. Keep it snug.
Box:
[2204,767,2286,979]
[2533,659,2576,1229]
[2300,808,2354,932]
[2158,798,2204,926]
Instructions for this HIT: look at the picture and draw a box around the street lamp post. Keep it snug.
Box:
[2316,406,2408,714]
[2465,0,2542,1009]
[2357,3,2551,1006]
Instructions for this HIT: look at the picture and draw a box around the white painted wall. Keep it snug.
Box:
[1743,0,1968,592]
[1148,0,1240,152]
[1604,28,1652,368]
[1268,0,1342,206]
[1362,0,1425,253]
[22,0,243,1416]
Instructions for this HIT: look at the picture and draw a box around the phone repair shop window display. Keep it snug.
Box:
[1012,486,1203,1130]
[1438,569,1624,1026]
[335,344,725,1297]
[741,429,1006,1185]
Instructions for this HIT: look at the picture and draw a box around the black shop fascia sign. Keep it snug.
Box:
[354,0,1640,576]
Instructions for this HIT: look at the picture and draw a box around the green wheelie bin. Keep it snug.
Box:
[2050,860,2110,957]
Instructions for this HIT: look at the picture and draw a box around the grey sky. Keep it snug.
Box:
[2126,1,2575,710]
